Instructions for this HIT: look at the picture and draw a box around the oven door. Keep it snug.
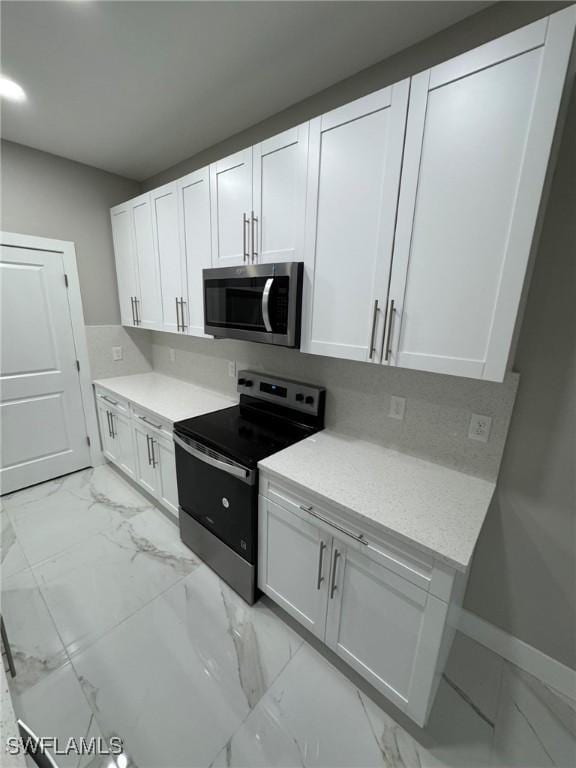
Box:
[173,432,257,563]
[203,262,303,347]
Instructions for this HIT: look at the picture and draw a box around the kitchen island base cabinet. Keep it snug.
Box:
[258,482,465,726]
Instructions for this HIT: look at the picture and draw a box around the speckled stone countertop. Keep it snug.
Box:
[259,431,495,571]
[93,372,236,424]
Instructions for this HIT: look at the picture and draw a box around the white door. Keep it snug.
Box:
[0,246,91,494]
[325,543,446,719]
[132,194,162,330]
[113,409,136,479]
[302,82,409,362]
[210,149,253,267]
[111,203,139,327]
[388,9,576,381]
[252,124,309,264]
[151,183,186,334]
[259,498,331,639]
[133,422,158,495]
[155,433,178,517]
[178,167,212,337]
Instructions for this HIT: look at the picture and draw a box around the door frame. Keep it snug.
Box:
[1,231,102,469]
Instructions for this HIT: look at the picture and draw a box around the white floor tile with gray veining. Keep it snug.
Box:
[2,465,574,767]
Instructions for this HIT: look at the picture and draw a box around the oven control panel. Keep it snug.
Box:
[237,370,326,418]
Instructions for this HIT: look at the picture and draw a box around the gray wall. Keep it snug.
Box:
[141,0,576,668]
[465,83,576,669]
[1,140,140,325]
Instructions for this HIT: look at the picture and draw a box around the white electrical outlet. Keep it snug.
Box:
[468,414,492,442]
[228,361,236,378]
[389,395,406,421]
[168,348,176,363]
[112,346,123,361]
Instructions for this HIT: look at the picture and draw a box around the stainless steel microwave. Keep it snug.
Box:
[203,262,303,347]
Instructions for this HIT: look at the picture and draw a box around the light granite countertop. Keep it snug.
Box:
[258,431,495,571]
[93,372,236,424]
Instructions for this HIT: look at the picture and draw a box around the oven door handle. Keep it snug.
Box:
[173,433,254,484]
[261,277,274,333]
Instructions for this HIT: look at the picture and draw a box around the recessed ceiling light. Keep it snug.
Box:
[0,76,27,103]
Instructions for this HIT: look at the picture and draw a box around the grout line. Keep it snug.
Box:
[442,673,495,729]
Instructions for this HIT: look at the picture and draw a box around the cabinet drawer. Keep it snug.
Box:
[131,404,172,438]
[94,387,129,414]
[261,477,435,593]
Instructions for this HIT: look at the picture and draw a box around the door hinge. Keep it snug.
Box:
[76,360,80,372]
[64,273,69,288]
[86,436,91,447]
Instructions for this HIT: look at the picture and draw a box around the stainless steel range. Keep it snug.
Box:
[173,371,326,604]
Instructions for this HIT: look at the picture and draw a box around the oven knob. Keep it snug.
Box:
[238,378,246,386]
[244,379,253,387]
[295,393,304,402]
[305,396,314,405]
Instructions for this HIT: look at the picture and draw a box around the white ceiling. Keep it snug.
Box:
[1,1,490,181]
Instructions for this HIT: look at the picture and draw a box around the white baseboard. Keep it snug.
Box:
[456,608,576,701]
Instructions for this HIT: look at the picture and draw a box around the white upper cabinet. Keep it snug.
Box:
[387,9,576,381]
[132,193,163,330]
[151,182,187,334]
[177,167,212,337]
[210,148,253,267]
[110,203,139,326]
[301,83,410,362]
[252,124,309,264]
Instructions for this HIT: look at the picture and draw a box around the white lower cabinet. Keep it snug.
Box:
[95,387,178,519]
[259,483,463,726]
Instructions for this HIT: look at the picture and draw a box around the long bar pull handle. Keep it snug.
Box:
[130,297,136,325]
[384,299,395,362]
[243,213,249,262]
[330,549,340,599]
[175,297,181,331]
[299,504,368,545]
[262,277,274,333]
[146,434,153,466]
[106,410,112,438]
[150,438,158,468]
[134,297,141,326]
[368,299,379,360]
[109,412,116,439]
[179,297,187,331]
[101,395,118,407]
[251,211,258,263]
[316,541,326,590]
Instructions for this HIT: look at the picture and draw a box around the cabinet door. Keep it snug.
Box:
[110,203,138,327]
[210,149,252,267]
[325,543,447,723]
[132,194,162,330]
[259,498,331,639]
[97,403,117,462]
[252,124,309,264]
[178,167,212,337]
[388,9,576,381]
[302,83,409,362]
[112,410,135,479]
[154,433,179,518]
[151,183,186,334]
[133,421,158,496]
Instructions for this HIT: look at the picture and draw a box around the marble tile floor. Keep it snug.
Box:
[1,465,574,768]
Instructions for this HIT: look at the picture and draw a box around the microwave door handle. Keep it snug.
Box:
[262,277,274,333]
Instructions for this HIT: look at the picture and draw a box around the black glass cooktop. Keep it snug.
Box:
[173,403,318,468]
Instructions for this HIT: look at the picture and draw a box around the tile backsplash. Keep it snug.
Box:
[149,330,519,481]
[85,325,152,379]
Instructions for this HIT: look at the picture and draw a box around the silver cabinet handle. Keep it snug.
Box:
[243,213,250,262]
[138,414,163,430]
[175,297,181,331]
[106,410,112,438]
[130,296,136,325]
[150,437,158,468]
[179,297,187,331]
[109,412,116,439]
[316,541,326,590]
[330,549,340,599]
[173,433,255,485]
[368,299,379,360]
[384,299,396,362]
[262,277,273,333]
[101,395,118,407]
[134,297,141,326]
[251,211,258,263]
[146,434,153,466]
[299,504,368,545]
